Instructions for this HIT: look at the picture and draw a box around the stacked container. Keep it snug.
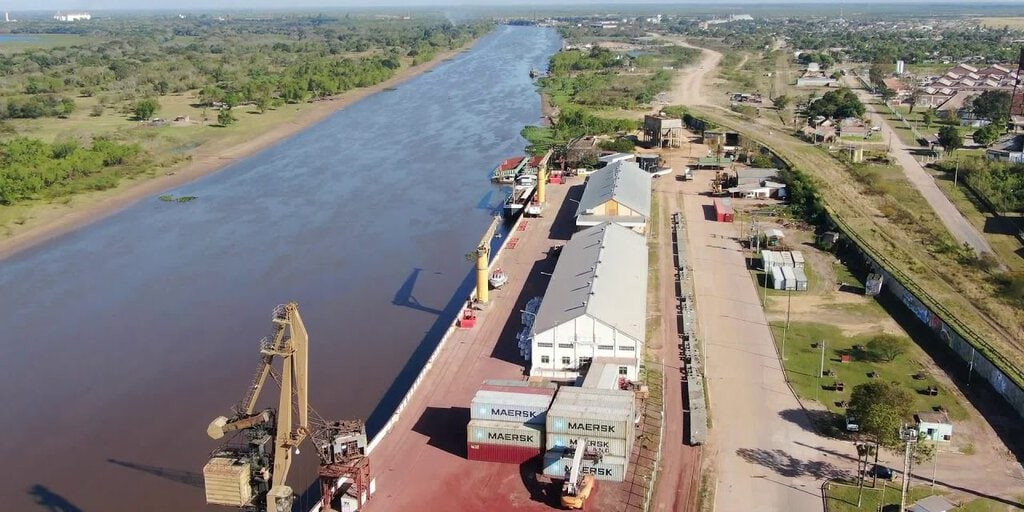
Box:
[466,381,556,464]
[543,386,635,482]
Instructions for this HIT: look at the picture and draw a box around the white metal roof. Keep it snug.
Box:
[534,222,648,342]
[575,160,652,219]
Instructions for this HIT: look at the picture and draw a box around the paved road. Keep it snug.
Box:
[667,167,856,512]
[848,82,995,256]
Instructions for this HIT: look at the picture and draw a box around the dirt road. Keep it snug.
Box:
[846,80,995,256]
[657,163,857,512]
[652,35,723,107]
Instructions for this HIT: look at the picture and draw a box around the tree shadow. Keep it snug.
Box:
[411,406,470,458]
[27,485,83,512]
[106,458,203,489]
[735,447,849,480]
[778,408,843,437]
[392,267,444,316]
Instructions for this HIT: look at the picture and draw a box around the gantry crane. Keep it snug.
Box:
[203,303,369,512]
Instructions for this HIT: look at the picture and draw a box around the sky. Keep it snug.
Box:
[18,0,1018,14]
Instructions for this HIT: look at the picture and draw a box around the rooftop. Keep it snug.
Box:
[916,410,951,425]
[575,160,652,219]
[533,222,648,342]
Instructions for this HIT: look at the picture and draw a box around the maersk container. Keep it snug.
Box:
[542,449,628,482]
[470,390,553,425]
[546,433,628,457]
[466,442,542,464]
[546,389,635,439]
[466,419,543,448]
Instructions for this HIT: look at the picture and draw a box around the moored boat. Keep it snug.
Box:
[502,174,537,219]
[489,268,508,289]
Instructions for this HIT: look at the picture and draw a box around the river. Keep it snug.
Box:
[0,25,561,512]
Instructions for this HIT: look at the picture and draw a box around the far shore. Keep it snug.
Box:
[0,43,478,261]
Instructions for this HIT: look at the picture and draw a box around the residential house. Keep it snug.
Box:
[986,134,1024,163]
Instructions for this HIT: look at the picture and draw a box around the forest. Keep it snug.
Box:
[0,14,492,205]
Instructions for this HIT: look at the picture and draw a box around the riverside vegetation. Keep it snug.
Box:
[0,14,491,209]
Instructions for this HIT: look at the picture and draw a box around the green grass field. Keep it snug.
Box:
[827,481,1021,512]
[770,321,967,421]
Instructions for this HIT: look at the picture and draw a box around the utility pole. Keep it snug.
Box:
[899,426,918,512]
[781,287,792,360]
[816,340,826,402]
[953,156,960,188]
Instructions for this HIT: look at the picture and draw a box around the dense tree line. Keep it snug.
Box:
[0,137,144,204]
[936,157,1024,213]
[804,88,866,119]
[669,18,1021,64]
[0,16,491,118]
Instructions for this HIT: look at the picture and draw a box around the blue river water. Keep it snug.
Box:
[0,25,561,511]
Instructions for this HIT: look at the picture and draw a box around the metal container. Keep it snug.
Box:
[466,442,542,464]
[471,390,553,424]
[771,266,785,290]
[781,266,797,291]
[791,250,805,268]
[546,387,634,439]
[793,267,809,291]
[203,457,252,507]
[781,251,795,268]
[542,449,628,482]
[480,382,558,397]
[546,433,628,457]
[467,419,543,448]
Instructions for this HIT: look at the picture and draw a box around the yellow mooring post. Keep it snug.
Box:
[476,245,490,304]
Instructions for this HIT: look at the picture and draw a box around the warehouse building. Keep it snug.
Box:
[530,222,648,380]
[574,161,652,234]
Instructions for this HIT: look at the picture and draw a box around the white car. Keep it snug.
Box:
[649,166,673,178]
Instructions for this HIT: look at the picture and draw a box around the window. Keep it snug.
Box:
[597,345,614,351]
[620,345,635,351]
[537,342,553,348]
[541,355,550,364]
[561,356,571,366]
[619,366,628,375]
[558,343,573,349]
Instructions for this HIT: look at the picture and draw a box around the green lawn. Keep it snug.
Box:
[827,481,1022,512]
[770,321,968,421]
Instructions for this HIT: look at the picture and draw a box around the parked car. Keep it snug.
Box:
[866,465,895,480]
[649,166,673,178]
[845,416,859,432]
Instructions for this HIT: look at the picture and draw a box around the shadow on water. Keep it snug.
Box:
[28,485,83,512]
[366,268,478,437]
[411,406,470,457]
[106,459,204,489]
[392,267,444,316]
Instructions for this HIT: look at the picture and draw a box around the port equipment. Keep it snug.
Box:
[560,439,596,510]
[203,303,369,512]
[472,216,502,305]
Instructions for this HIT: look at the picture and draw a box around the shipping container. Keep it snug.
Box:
[771,266,785,290]
[471,390,553,424]
[781,266,797,291]
[713,198,734,222]
[467,420,543,448]
[791,250,805,268]
[780,251,795,268]
[484,379,558,390]
[792,267,809,291]
[547,387,635,439]
[542,449,628,482]
[467,442,542,464]
[761,250,777,270]
[480,382,558,397]
[546,433,628,457]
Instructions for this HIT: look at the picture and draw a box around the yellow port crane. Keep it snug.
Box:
[203,302,369,512]
[472,215,503,305]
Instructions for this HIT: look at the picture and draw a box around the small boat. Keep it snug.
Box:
[489,268,508,289]
[502,174,537,219]
[525,198,543,217]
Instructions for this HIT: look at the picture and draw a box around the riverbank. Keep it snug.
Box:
[0,43,477,261]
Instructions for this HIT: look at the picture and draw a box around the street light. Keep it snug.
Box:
[899,426,919,512]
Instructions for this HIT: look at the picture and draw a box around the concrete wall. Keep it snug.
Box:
[873,267,1024,417]
[531,315,641,378]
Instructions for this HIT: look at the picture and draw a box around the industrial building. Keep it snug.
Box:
[643,114,683,148]
[530,222,648,380]
[574,161,652,233]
